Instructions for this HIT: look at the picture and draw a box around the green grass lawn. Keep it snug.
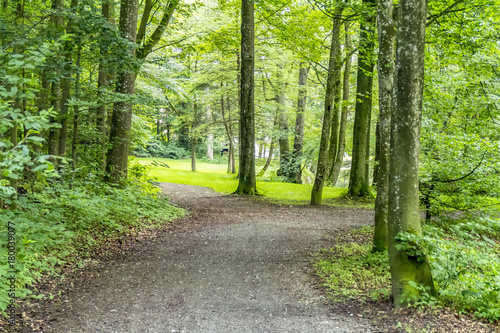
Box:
[133,157,358,206]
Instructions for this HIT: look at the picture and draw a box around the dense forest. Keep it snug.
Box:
[1,0,500,329]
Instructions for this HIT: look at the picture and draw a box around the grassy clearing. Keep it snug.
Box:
[134,157,363,206]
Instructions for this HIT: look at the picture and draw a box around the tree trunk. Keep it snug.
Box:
[235,0,256,195]
[105,0,139,182]
[221,87,236,174]
[258,139,275,177]
[71,40,81,171]
[330,22,353,186]
[327,14,345,179]
[292,64,309,184]
[311,11,343,205]
[388,0,435,307]
[348,0,377,198]
[372,121,380,186]
[372,0,396,253]
[206,87,213,160]
[191,139,196,171]
[97,0,115,171]
[276,70,290,179]
[47,0,63,157]
[227,96,236,174]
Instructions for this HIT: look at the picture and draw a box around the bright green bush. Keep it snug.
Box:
[397,217,500,321]
[0,179,185,315]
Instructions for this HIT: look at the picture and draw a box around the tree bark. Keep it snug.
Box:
[97,0,115,171]
[235,0,256,195]
[206,87,213,160]
[388,0,435,307]
[105,0,139,182]
[227,96,236,174]
[221,87,235,174]
[327,15,346,179]
[372,0,396,253]
[348,0,377,198]
[311,10,343,205]
[330,22,353,186]
[191,139,196,171]
[292,63,309,184]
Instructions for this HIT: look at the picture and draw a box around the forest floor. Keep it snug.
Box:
[4,183,497,332]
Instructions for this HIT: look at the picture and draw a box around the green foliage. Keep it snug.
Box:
[0,179,185,315]
[396,218,500,321]
[315,241,391,302]
[133,140,189,159]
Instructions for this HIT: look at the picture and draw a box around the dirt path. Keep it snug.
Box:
[46,183,376,332]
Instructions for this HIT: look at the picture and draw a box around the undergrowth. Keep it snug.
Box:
[315,218,500,322]
[0,176,185,316]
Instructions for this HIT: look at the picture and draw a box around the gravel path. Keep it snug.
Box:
[47,183,376,333]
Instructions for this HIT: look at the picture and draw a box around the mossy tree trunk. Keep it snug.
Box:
[388,0,435,307]
[372,0,396,253]
[235,0,256,195]
[105,0,139,182]
[348,0,376,198]
[106,0,179,183]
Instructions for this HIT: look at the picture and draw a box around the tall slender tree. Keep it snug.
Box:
[372,0,396,253]
[291,63,309,184]
[348,0,377,198]
[235,0,256,194]
[330,22,353,186]
[106,0,180,182]
[310,7,343,205]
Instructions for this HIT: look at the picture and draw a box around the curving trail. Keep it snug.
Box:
[47,183,375,333]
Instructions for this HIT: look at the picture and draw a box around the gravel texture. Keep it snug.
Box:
[44,183,378,333]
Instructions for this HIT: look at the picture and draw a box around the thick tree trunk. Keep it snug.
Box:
[311,11,343,205]
[388,0,435,307]
[292,63,309,184]
[105,0,139,182]
[330,22,353,186]
[235,0,256,194]
[348,0,377,198]
[372,0,396,253]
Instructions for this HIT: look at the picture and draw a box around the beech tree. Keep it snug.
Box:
[235,0,256,195]
[106,0,180,182]
[348,0,377,198]
[388,0,436,306]
[372,0,396,253]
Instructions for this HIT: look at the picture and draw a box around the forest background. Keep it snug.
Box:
[1,0,500,327]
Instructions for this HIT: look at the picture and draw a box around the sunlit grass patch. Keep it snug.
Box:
[134,157,365,206]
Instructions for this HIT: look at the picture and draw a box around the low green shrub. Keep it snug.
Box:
[315,239,391,302]
[0,178,185,315]
[317,217,500,322]
[397,217,500,321]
